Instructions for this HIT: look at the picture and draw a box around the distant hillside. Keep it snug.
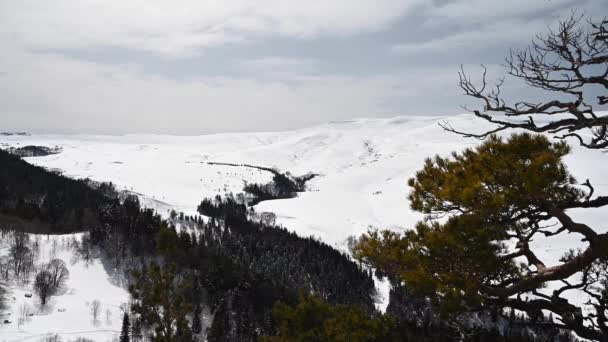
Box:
[0,132,29,136]
[5,145,62,157]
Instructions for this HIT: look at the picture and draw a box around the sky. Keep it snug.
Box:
[0,0,606,135]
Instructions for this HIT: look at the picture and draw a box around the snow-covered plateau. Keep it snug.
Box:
[1,114,607,341]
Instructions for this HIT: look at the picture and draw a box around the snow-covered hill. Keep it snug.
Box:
[1,114,608,340]
[0,233,129,341]
[3,115,607,247]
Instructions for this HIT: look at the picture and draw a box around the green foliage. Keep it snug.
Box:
[408,133,580,217]
[129,262,192,342]
[260,293,394,342]
[131,318,143,342]
[156,225,177,257]
[355,134,584,315]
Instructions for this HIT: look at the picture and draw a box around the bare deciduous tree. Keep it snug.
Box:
[443,15,608,149]
[91,299,101,325]
[0,256,10,281]
[18,302,31,326]
[46,259,69,291]
[0,285,7,312]
[10,231,33,278]
[34,270,54,306]
[33,259,69,306]
[105,308,112,326]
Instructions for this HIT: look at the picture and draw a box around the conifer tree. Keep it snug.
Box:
[131,317,143,342]
[432,14,608,341]
[120,312,131,342]
[192,304,202,335]
[129,262,192,342]
[261,293,393,342]
[355,134,608,341]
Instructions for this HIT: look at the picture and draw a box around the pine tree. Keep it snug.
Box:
[261,292,393,342]
[120,312,131,342]
[129,262,192,342]
[131,317,143,342]
[354,133,608,340]
[192,304,202,335]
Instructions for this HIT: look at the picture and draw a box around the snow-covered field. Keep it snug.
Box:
[3,115,606,247]
[0,115,483,247]
[1,114,607,339]
[0,233,129,342]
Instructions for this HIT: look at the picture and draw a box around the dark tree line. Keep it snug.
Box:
[243,172,316,206]
[6,145,62,158]
[206,162,316,206]
[0,148,374,341]
[105,193,375,340]
[0,150,115,233]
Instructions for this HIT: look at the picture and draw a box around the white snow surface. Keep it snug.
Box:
[0,233,129,341]
[1,114,608,338]
[1,115,477,245]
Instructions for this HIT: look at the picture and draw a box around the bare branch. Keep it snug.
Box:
[445,16,608,149]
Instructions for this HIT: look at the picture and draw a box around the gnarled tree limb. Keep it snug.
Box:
[443,16,608,149]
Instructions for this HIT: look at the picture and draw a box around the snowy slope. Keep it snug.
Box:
[0,233,129,341]
[1,114,608,335]
[3,115,606,247]
[0,115,479,246]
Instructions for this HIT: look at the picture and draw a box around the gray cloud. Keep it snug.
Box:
[0,0,606,134]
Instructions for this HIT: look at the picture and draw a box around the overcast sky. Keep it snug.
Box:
[0,0,606,134]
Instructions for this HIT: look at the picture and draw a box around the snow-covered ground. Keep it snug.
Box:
[3,115,606,247]
[0,115,480,246]
[1,114,607,338]
[0,233,129,342]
